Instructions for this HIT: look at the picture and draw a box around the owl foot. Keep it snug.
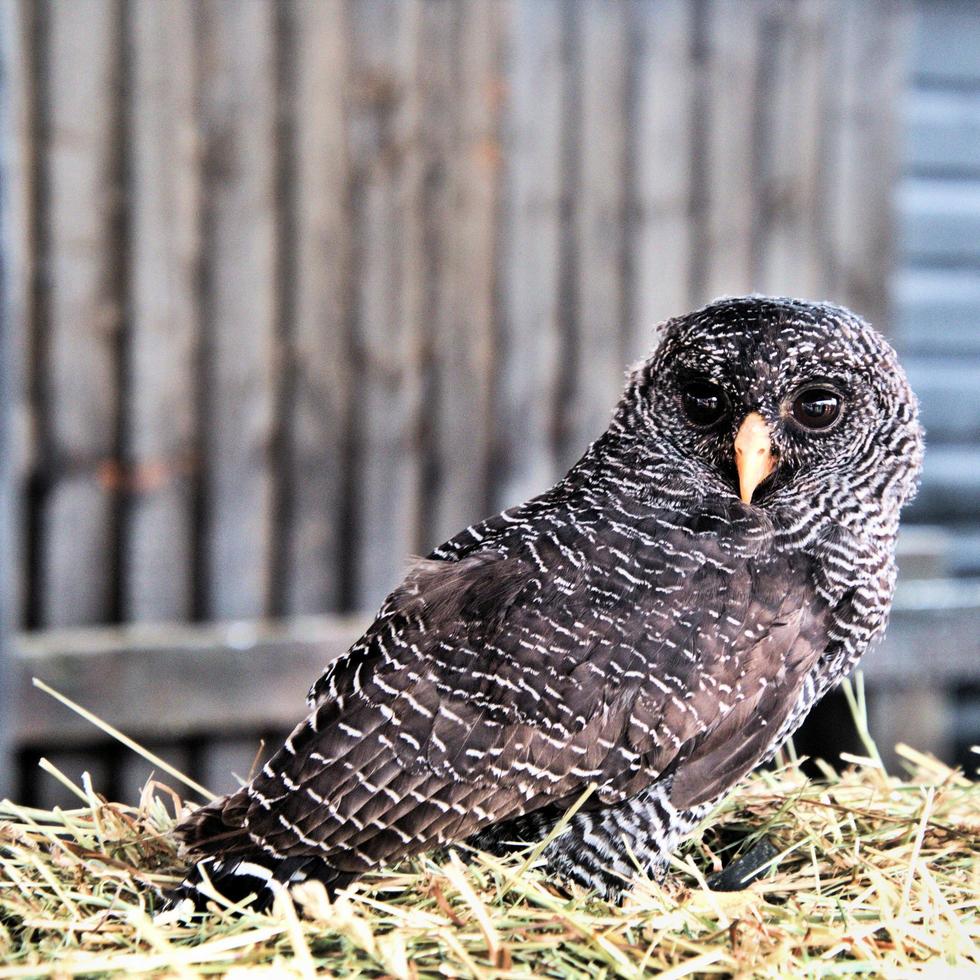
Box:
[706,837,779,891]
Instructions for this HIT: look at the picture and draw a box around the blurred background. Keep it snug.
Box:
[0,0,977,808]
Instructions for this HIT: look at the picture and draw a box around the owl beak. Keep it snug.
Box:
[734,412,776,504]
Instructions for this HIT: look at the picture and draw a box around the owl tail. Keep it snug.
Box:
[161,791,358,913]
[162,852,358,913]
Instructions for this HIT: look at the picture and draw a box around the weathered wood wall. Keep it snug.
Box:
[1,0,909,628]
[1,0,935,805]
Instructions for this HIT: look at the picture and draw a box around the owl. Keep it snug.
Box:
[169,296,923,909]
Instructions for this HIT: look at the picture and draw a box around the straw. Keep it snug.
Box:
[0,687,976,977]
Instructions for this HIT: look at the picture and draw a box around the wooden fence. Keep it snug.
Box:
[0,0,934,805]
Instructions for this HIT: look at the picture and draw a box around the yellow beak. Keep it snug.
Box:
[734,412,776,504]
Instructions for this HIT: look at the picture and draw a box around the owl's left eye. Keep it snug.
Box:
[680,380,730,428]
[791,386,843,430]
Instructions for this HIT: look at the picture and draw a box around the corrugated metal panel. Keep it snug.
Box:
[899,179,980,263]
[907,89,980,174]
[892,269,980,354]
[904,357,980,442]
[912,0,980,84]
[894,1,980,530]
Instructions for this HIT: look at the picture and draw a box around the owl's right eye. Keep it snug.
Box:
[680,381,730,428]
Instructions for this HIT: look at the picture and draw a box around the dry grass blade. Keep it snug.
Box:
[0,692,977,977]
[31,678,215,801]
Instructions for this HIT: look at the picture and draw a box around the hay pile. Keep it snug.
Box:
[0,691,977,978]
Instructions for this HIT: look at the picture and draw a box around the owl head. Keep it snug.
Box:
[619,296,924,541]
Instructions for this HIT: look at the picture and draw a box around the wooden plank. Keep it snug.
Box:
[13,615,369,745]
[627,0,694,360]
[495,0,565,510]
[198,0,278,620]
[895,525,954,580]
[42,0,122,626]
[873,578,980,683]
[428,0,503,547]
[568,0,630,459]
[281,0,352,614]
[0,0,35,797]
[823,0,911,330]
[0,0,34,634]
[349,0,427,608]
[402,0,458,552]
[124,0,198,622]
[700,0,759,302]
[756,0,827,300]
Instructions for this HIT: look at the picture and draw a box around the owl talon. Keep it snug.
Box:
[706,837,780,891]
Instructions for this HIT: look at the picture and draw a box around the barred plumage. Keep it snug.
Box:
[169,296,924,909]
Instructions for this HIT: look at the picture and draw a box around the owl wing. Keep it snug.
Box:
[181,506,831,874]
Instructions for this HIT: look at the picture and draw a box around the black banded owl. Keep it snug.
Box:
[170,296,923,909]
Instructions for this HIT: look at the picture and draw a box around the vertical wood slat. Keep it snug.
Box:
[0,0,34,796]
[428,0,504,547]
[42,0,122,628]
[350,0,427,609]
[496,0,565,512]
[756,0,828,300]
[570,0,631,457]
[824,0,912,330]
[284,0,351,615]
[125,0,198,622]
[627,0,694,359]
[702,0,759,301]
[411,0,458,553]
[198,0,278,620]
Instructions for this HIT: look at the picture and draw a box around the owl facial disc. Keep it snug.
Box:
[734,412,776,504]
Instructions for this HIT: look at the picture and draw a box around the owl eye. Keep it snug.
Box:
[680,380,730,428]
[791,386,843,430]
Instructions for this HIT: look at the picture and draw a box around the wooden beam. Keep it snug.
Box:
[495,0,565,511]
[701,0,759,301]
[627,0,695,350]
[823,0,912,331]
[42,0,123,627]
[0,0,34,797]
[124,0,199,622]
[197,0,278,620]
[282,0,352,615]
[570,0,631,460]
[13,615,368,746]
[428,0,503,548]
[348,0,437,609]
